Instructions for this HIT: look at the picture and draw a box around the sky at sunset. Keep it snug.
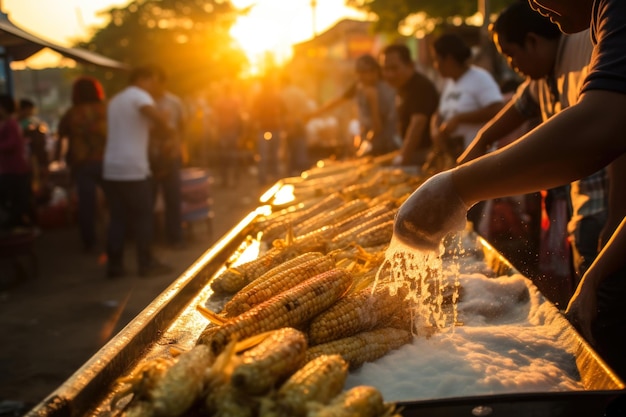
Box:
[2,0,366,68]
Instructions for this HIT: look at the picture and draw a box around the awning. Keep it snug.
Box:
[0,12,128,70]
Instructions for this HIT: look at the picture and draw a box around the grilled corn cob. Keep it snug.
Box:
[331,201,395,237]
[329,211,395,250]
[231,327,308,395]
[261,193,345,243]
[354,219,394,248]
[204,268,353,354]
[293,199,370,236]
[308,284,407,345]
[307,385,396,417]
[222,253,335,317]
[150,344,214,416]
[211,242,305,293]
[305,327,413,370]
[264,354,349,417]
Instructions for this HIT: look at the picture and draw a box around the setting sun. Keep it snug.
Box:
[230,0,366,75]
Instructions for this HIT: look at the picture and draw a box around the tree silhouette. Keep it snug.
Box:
[75,0,248,96]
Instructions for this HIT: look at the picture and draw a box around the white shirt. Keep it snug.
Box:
[103,86,155,180]
[437,66,503,149]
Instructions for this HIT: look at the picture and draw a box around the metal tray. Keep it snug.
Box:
[26,191,626,417]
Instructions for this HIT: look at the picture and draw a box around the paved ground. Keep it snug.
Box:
[0,169,265,415]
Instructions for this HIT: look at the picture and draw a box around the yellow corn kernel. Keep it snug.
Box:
[308,284,407,345]
[204,269,353,355]
[307,385,396,417]
[269,354,349,417]
[329,211,395,250]
[150,344,214,416]
[222,253,334,317]
[231,327,307,395]
[261,193,345,243]
[294,199,370,237]
[354,219,394,248]
[211,243,308,294]
[305,327,413,370]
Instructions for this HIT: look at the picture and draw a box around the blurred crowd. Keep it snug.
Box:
[0,9,592,304]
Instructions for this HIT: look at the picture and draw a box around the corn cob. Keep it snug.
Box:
[332,201,395,236]
[230,327,308,395]
[354,219,394,248]
[305,327,413,370]
[308,284,408,345]
[293,199,370,237]
[329,211,396,250]
[222,253,335,317]
[204,269,353,355]
[149,344,214,417]
[263,354,349,417]
[307,385,395,417]
[211,240,318,294]
[261,193,345,243]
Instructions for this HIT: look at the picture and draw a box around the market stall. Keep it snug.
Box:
[26,156,625,417]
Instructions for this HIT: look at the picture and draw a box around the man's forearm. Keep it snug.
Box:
[452,90,626,206]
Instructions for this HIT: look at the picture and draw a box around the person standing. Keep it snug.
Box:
[103,65,173,278]
[150,68,186,248]
[57,77,108,253]
[379,44,439,167]
[0,95,32,231]
[250,76,284,186]
[213,80,244,186]
[280,75,315,175]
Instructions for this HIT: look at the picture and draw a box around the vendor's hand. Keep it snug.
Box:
[393,170,469,251]
[392,154,403,166]
[564,281,598,345]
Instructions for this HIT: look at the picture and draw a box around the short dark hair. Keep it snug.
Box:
[432,33,472,64]
[0,94,16,114]
[129,65,163,84]
[491,1,561,46]
[71,76,105,105]
[382,44,413,65]
[18,98,35,110]
[355,54,380,74]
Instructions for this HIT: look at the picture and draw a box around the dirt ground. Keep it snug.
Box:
[0,169,266,415]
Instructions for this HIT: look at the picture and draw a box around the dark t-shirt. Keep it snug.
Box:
[581,0,626,95]
[396,71,439,151]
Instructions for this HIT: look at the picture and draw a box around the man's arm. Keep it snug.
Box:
[601,153,626,248]
[400,113,429,165]
[457,99,529,164]
[566,215,626,342]
[452,90,626,206]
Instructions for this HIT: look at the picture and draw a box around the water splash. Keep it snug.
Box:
[374,235,461,336]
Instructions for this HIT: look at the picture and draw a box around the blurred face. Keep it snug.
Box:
[380,51,413,89]
[356,68,378,86]
[137,75,159,95]
[493,33,551,80]
[528,0,593,34]
[431,52,454,79]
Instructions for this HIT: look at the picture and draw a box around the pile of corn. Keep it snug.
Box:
[112,156,426,417]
